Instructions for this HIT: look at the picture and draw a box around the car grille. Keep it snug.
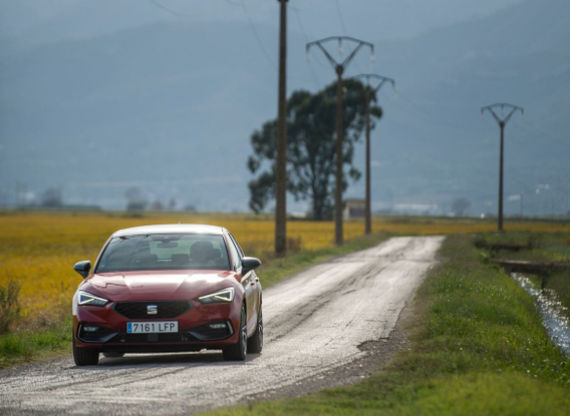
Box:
[113,301,192,319]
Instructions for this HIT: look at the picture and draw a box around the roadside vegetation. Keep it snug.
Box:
[0,278,73,368]
[203,234,570,416]
[1,211,569,369]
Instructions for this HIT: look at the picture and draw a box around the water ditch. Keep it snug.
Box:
[511,273,570,355]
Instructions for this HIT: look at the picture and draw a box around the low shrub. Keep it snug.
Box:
[0,280,21,335]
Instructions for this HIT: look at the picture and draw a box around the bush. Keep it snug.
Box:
[286,236,303,252]
[0,280,21,335]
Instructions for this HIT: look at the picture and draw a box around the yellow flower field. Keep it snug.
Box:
[1,211,569,316]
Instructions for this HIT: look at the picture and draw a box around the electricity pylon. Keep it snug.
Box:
[306,36,374,245]
[481,103,524,232]
[352,74,395,235]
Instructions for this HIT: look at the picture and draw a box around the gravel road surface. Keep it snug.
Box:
[0,236,443,416]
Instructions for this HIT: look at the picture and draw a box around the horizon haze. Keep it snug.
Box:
[0,0,569,217]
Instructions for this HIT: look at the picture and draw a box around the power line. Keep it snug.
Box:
[388,91,481,132]
[147,0,193,18]
[220,0,243,5]
[241,0,277,69]
[386,92,558,146]
[334,0,348,35]
[390,92,437,120]
[291,0,321,89]
[333,0,365,75]
[290,0,309,41]
[511,118,561,143]
[291,0,326,72]
[149,0,275,78]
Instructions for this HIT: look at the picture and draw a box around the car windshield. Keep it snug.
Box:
[95,234,230,273]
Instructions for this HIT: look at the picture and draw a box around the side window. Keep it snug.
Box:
[226,235,242,271]
[229,233,245,257]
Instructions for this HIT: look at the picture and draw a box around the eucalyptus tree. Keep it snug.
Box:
[247,80,382,220]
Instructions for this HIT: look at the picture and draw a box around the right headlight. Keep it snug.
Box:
[78,291,109,306]
[198,287,235,304]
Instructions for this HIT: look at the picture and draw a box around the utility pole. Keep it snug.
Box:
[275,0,288,255]
[351,74,395,235]
[520,191,524,218]
[306,37,374,245]
[481,103,524,232]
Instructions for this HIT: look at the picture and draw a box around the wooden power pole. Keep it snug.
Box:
[481,103,524,232]
[351,74,395,235]
[306,36,374,245]
[275,0,288,254]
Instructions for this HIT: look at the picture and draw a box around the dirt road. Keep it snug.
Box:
[0,236,443,416]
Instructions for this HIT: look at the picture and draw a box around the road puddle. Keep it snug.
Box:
[511,273,570,355]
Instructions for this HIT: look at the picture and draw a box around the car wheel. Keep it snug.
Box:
[73,339,99,366]
[102,352,124,358]
[223,304,247,361]
[247,304,263,354]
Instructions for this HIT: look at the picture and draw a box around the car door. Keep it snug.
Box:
[228,233,258,335]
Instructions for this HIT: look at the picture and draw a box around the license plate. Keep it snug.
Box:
[127,321,178,334]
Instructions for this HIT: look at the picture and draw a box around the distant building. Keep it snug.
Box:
[344,199,365,220]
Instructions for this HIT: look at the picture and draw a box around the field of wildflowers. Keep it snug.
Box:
[1,211,569,318]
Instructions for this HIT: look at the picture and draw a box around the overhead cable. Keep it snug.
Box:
[148,0,193,18]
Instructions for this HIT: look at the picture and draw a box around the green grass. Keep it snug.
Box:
[210,373,570,416]
[201,234,570,416]
[0,318,72,368]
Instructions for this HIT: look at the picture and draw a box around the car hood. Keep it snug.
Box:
[84,270,236,302]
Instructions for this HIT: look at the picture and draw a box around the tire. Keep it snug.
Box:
[247,305,263,354]
[73,341,99,366]
[102,352,124,358]
[223,304,247,361]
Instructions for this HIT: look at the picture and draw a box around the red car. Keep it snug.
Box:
[72,224,263,366]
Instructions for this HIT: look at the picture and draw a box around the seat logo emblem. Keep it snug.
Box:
[147,305,158,315]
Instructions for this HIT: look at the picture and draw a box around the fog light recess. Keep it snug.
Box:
[83,326,100,332]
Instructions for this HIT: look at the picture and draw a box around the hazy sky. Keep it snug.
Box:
[2,0,567,215]
[1,0,524,46]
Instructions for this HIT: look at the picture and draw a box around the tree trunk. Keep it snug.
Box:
[312,196,323,221]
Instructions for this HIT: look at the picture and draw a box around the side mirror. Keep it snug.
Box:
[242,257,261,275]
[74,261,92,279]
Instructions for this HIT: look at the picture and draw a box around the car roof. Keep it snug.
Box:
[112,224,226,237]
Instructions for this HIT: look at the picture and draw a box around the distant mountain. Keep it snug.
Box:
[0,0,568,215]
[366,0,570,215]
[0,20,285,211]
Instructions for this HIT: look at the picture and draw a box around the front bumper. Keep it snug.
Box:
[73,299,241,353]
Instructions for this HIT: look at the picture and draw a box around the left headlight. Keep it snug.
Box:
[78,291,109,306]
[198,287,235,304]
